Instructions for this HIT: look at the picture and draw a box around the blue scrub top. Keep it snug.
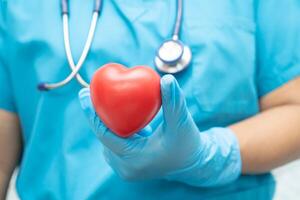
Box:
[1,0,300,199]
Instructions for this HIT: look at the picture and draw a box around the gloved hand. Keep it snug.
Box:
[79,75,241,187]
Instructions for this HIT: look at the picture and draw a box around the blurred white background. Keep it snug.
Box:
[6,160,300,200]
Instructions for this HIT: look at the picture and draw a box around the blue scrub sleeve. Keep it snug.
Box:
[0,62,16,113]
[0,1,16,113]
[256,0,300,97]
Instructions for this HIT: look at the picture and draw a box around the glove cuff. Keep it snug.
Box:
[165,127,242,187]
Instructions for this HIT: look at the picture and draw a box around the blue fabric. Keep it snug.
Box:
[0,0,299,199]
[255,0,300,97]
[0,2,16,113]
[0,61,16,113]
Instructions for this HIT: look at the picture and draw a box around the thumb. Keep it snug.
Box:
[161,75,189,128]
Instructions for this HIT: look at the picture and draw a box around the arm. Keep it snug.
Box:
[231,77,300,173]
[0,110,22,199]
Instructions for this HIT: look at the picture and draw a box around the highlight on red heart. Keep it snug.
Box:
[90,63,161,138]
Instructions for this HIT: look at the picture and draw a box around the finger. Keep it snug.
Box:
[78,88,145,155]
[148,108,163,130]
[160,75,189,128]
[137,125,153,137]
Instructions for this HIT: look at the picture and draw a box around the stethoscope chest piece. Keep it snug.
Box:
[155,39,192,74]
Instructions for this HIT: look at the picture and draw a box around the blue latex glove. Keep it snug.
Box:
[79,75,241,187]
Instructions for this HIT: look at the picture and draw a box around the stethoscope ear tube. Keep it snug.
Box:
[61,0,101,14]
[38,11,100,91]
[94,0,102,13]
[38,1,103,91]
[39,0,189,91]
[61,0,69,15]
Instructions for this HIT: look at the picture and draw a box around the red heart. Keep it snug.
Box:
[90,63,161,137]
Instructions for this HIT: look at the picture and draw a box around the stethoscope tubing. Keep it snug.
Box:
[173,0,183,40]
[38,0,183,91]
[61,0,102,14]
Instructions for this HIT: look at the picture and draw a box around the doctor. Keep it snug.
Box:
[1,0,300,199]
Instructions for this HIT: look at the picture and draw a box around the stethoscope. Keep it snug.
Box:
[38,0,192,91]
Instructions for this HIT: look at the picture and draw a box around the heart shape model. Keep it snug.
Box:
[90,63,161,137]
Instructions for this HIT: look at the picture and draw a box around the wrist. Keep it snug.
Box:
[164,127,242,187]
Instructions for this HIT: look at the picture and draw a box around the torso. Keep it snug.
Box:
[3,0,274,199]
